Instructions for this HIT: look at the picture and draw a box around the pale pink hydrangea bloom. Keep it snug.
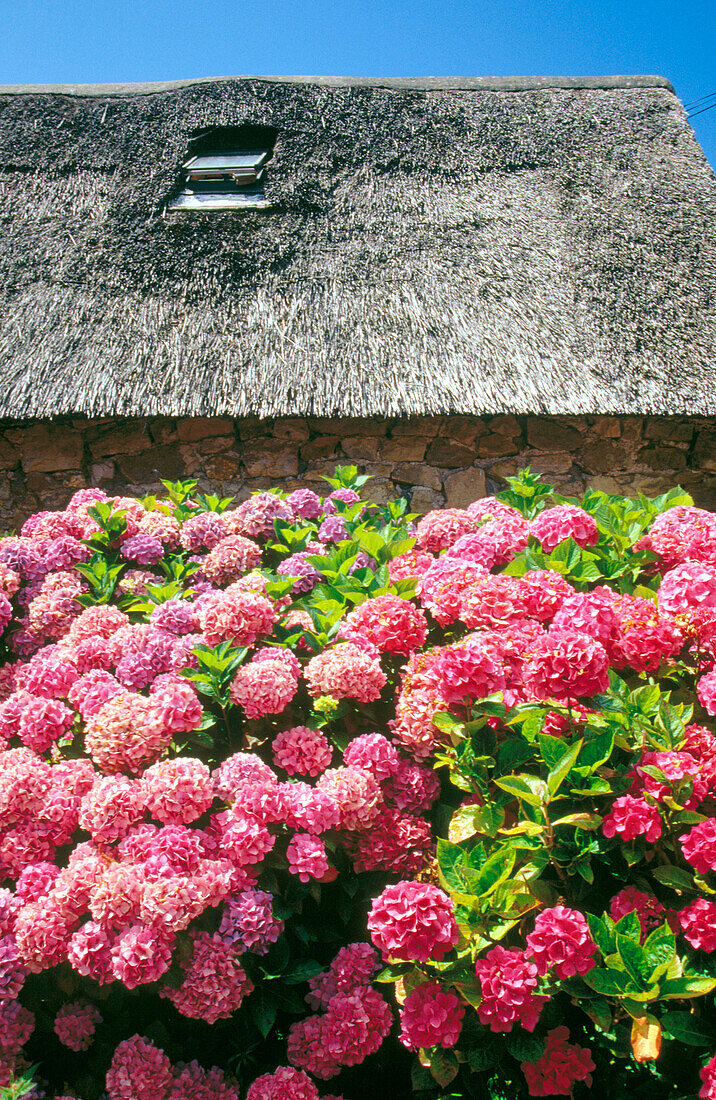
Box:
[399,980,465,1050]
[316,766,382,831]
[85,691,172,775]
[305,642,386,703]
[286,488,323,521]
[142,757,214,825]
[229,658,298,719]
[79,775,146,844]
[203,534,262,585]
[110,923,175,988]
[368,880,458,962]
[0,933,26,999]
[198,588,276,647]
[225,493,292,541]
[273,726,332,776]
[219,889,284,953]
[414,508,478,552]
[53,1001,102,1051]
[179,511,229,552]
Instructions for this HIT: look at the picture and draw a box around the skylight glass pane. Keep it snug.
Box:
[185,152,268,171]
[167,191,271,211]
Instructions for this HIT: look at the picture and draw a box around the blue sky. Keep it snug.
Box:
[2,0,715,166]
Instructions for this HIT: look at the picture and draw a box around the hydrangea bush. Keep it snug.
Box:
[2,467,716,1098]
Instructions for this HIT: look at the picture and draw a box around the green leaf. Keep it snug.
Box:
[437,838,468,893]
[494,775,546,807]
[579,728,615,770]
[660,976,716,999]
[617,937,651,986]
[643,925,677,974]
[538,732,569,770]
[282,960,324,985]
[547,738,582,796]
[660,1010,713,1046]
[582,967,633,996]
[470,847,516,898]
[449,802,505,841]
[615,911,642,942]
[586,914,616,957]
[250,988,277,1037]
[652,865,695,893]
[497,736,534,773]
[505,1028,546,1062]
[427,1048,459,1087]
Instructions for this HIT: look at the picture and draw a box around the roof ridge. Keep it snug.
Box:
[0,74,676,97]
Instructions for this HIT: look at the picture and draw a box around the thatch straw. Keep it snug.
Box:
[0,75,713,418]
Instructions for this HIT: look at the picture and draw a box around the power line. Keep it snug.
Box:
[683,90,716,109]
[688,102,716,120]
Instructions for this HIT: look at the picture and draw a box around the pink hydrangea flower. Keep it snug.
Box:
[219,889,284,953]
[383,757,440,812]
[399,981,465,1050]
[246,1067,319,1100]
[0,997,34,1053]
[344,733,399,781]
[659,561,716,615]
[698,671,716,716]
[273,726,332,776]
[286,488,323,521]
[340,595,428,656]
[286,834,330,882]
[414,508,478,552]
[79,775,146,844]
[105,1035,173,1100]
[525,628,610,701]
[53,1001,102,1051]
[85,691,172,775]
[229,658,298,719]
[681,818,716,873]
[305,643,386,703]
[701,1055,716,1100]
[120,534,164,565]
[316,766,382,831]
[602,795,663,843]
[347,805,432,875]
[474,946,545,1032]
[110,923,175,988]
[435,638,507,704]
[530,505,598,552]
[141,757,214,825]
[0,933,26,999]
[368,881,458,962]
[198,589,276,647]
[679,898,716,951]
[521,1026,595,1096]
[160,930,253,1023]
[609,887,669,938]
[525,906,596,977]
[225,493,292,541]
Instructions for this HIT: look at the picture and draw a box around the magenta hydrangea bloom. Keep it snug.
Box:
[286,834,330,882]
[246,1067,319,1100]
[521,1026,595,1096]
[105,1035,173,1100]
[681,818,716,873]
[474,946,545,1032]
[273,726,332,777]
[525,906,596,978]
[367,881,458,962]
[602,795,662,843]
[54,1001,102,1051]
[399,980,465,1050]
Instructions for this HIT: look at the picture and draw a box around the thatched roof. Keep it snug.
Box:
[0,74,714,419]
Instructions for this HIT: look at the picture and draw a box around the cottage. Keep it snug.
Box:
[0,74,714,527]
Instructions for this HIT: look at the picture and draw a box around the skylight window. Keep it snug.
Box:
[166,125,276,213]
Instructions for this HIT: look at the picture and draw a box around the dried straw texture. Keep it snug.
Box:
[0,75,714,419]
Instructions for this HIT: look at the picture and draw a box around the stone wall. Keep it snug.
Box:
[0,413,714,529]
